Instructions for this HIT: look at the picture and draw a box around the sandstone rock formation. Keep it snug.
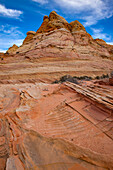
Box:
[0,80,113,169]
[95,38,107,45]
[6,44,19,54]
[23,31,36,44]
[5,11,112,61]
[37,11,70,33]
[70,20,86,32]
[0,11,113,170]
[0,11,113,82]
[0,52,4,60]
[109,71,113,85]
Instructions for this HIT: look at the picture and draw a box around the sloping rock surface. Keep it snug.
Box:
[0,81,113,169]
[23,31,36,45]
[0,11,113,169]
[6,44,18,55]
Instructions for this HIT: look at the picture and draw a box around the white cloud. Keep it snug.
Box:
[0,25,24,51]
[52,0,113,26]
[0,4,23,18]
[31,0,113,26]
[54,0,103,11]
[91,28,111,41]
[32,0,48,5]
[0,39,24,48]
[0,49,6,53]
[106,42,113,45]
[0,24,23,36]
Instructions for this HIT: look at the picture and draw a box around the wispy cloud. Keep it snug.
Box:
[0,39,24,49]
[0,4,23,18]
[106,42,113,45]
[32,0,48,5]
[55,0,113,26]
[0,49,6,53]
[0,24,24,51]
[91,28,111,41]
[38,0,113,26]
[0,25,23,36]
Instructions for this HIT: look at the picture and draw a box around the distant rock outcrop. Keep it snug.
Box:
[3,11,113,78]
[23,31,36,44]
[36,11,70,33]
[70,20,86,32]
[95,38,107,45]
[6,44,19,54]
[36,11,87,34]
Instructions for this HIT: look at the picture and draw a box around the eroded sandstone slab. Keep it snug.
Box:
[0,81,113,169]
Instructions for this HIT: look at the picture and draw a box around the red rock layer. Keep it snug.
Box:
[0,81,113,169]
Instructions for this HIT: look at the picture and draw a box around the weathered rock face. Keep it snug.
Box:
[70,20,86,32]
[109,71,113,85]
[94,39,113,59]
[0,81,113,169]
[0,11,113,170]
[0,11,113,82]
[0,52,4,59]
[95,38,107,45]
[5,11,112,63]
[4,11,113,65]
[6,44,19,54]
[23,31,36,44]
[37,11,86,34]
[37,11,70,33]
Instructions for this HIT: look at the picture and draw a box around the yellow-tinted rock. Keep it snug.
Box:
[95,38,107,45]
[37,11,70,33]
[70,20,86,32]
[6,44,18,54]
[49,11,68,23]
[23,31,36,44]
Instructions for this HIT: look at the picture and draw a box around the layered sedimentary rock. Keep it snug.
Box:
[0,11,113,83]
[95,38,113,59]
[0,11,113,170]
[37,11,70,33]
[0,52,4,60]
[23,31,36,44]
[0,80,113,169]
[6,44,19,54]
[5,11,111,61]
[109,71,113,85]
[95,38,107,45]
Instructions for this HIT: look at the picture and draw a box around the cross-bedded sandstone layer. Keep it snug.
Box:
[0,11,113,170]
[0,80,113,169]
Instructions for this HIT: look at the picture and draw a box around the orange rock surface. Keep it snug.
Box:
[0,11,113,169]
[0,80,113,169]
[37,11,70,33]
[23,31,36,44]
[2,11,112,71]
[95,38,107,45]
[6,44,19,54]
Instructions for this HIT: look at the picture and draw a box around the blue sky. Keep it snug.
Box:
[0,0,113,52]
